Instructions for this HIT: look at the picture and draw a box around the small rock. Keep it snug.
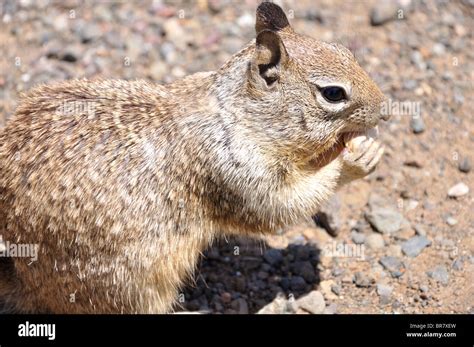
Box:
[452,258,464,271]
[290,276,307,292]
[380,295,391,305]
[370,2,401,26]
[401,235,431,257]
[313,195,342,236]
[257,293,293,314]
[292,261,317,283]
[294,245,312,261]
[445,216,458,226]
[263,249,283,265]
[77,22,101,44]
[432,43,446,56]
[403,79,418,90]
[331,284,341,296]
[427,266,449,285]
[304,8,324,22]
[231,298,249,314]
[387,244,403,257]
[233,276,246,292]
[342,274,354,284]
[394,227,415,241]
[352,219,371,233]
[458,157,471,173]
[410,116,425,133]
[410,51,427,70]
[379,256,405,278]
[324,303,337,314]
[392,300,402,310]
[376,283,393,297]
[351,231,366,244]
[365,233,385,250]
[365,208,409,234]
[237,12,254,28]
[414,224,427,236]
[419,284,429,293]
[354,271,374,287]
[320,280,337,300]
[294,291,326,314]
[448,182,469,198]
[332,268,344,277]
[220,292,232,304]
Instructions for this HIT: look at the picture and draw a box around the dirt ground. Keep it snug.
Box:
[0,0,472,314]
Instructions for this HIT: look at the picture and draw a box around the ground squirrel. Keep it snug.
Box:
[0,3,387,313]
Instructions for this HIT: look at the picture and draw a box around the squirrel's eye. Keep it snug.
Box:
[321,86,346,103]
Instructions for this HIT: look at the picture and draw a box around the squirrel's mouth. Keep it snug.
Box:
[308,127,379,169]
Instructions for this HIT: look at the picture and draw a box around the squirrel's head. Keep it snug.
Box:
[221,2,387,169]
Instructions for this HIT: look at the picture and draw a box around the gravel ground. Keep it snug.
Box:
[0,0,472,314]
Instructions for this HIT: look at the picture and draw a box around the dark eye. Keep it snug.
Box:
[321,86,346,103]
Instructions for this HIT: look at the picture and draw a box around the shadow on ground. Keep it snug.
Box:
[177,237,321,314]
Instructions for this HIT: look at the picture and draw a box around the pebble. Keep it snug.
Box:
[365,233,385,250]
[392,300,403,310]
[379,256,405,278]
[445,216,458,226]
[394,227,416,241]
[376,283,393,297]
[324,303,338,314]
[320,280,337,300]
[410,116,426,133]
[370,2,399,26]
[257,293,293,314]
[263,249,283,266]
[448,182,469,198]
[419,284,429,293]
[291,261,317,283]
[458,157,471,173]
[220,292,232,304]
[237,13,254,28]
[403,79,418,90]
[365,207,410,234]
[313,195,342,236]
[342,274,354,284]
[332,267,344,277]
[452,258,464,271]
[290,276,307,292]
[401,235,432,257]
[354,271,374,287]
[294,291,326,314]
[432,43,446,56]
[231,298,249,314]
[414,224,427,236]
[351,231,366,244]
[427,266,450,285]
[387,244,403,257]
[331,284,341,296]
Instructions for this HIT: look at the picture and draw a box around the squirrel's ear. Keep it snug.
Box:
[251,30,288,87]
[255,2,291,34]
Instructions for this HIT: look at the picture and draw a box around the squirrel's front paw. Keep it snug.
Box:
[339,135,384,183]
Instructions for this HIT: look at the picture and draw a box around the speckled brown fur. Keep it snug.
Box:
[0,3,385,313]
